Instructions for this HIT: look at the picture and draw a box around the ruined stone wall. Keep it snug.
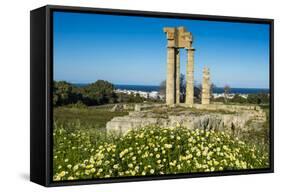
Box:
[106,104,267,136]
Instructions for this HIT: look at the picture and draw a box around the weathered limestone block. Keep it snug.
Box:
[110,104,123,112]
[163,27,177,47]
[106,116,159,134]
[134,103,165,112]
[188,103,265,115]
[123,104,134,110]
[106,105,266,136]
[166,47,176,105]
[186,48,195,105]
[176,49,180,104]
[134,104,141,112]
[177,26,193,48]
[202,67,211,105]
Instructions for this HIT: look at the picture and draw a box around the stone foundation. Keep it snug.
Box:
[106,104,267,136]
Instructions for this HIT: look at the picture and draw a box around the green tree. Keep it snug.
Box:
[214,96,225,103]
[247,93,269,104]
[179,74,186,102]
[258,93,269,104]
[83,80,117,105]
[194,84,201,103]
[53,81,78,106]
[247,94,261,104]
[231,94,247,104]
[134,93,144,103]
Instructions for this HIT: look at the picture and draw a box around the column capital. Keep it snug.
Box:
[167,46,177,48]
[185,47,195,51]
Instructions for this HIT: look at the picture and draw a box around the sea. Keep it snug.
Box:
[75,83,269,94]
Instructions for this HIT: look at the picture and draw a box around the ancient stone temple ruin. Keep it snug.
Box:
[163,26,194,105]
[106,26,267,135]
[163,26,210,106]
[106,27,266,136]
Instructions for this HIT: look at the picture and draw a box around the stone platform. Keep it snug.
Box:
[106,104,267,136]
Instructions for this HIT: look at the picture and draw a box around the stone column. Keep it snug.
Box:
[176,49,180,104]
[202,67,210,105]
[185,48,195,105]
[166,47,176,105]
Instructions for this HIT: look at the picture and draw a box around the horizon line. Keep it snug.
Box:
[53,80,269,90]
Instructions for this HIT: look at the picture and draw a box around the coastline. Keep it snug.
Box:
[73,83,269,94]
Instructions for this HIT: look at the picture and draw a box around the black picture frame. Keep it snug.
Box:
[30,4,274,187]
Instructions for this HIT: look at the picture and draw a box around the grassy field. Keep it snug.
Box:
[53,105,270,181]
[54,105,128,130]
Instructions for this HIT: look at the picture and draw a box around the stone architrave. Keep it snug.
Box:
[177,26,192,48]
[202,67,211,105]
[185,48,195,105]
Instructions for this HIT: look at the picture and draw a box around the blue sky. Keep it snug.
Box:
[53,11,270,88]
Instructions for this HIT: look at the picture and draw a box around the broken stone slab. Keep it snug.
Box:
[106,109,265,137]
